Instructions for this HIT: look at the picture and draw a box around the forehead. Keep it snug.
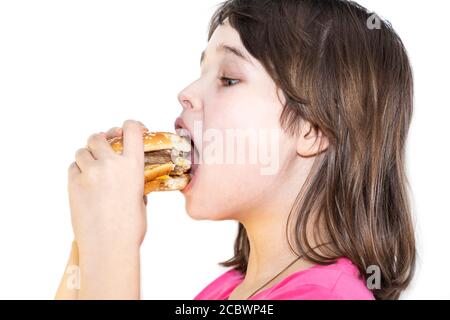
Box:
[201,20,256,68]
[208,20,242,49]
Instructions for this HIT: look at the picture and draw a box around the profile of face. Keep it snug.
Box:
[176,19,325,221]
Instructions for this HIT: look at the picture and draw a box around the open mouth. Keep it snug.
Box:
[190,138,199,177]
[174,118,199,178]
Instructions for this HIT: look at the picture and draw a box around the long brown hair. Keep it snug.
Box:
[209,0,416,300]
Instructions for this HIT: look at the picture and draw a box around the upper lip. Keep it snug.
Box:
[174,116,196,150]
[174,117,198,168]
[174,117,191,137]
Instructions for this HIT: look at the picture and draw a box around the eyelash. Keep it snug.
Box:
[219,76,240,87]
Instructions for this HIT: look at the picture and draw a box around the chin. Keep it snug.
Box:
[181,174,242,221]
[184,207,210,221]
[184,205,223,221]
[183,198,233,221]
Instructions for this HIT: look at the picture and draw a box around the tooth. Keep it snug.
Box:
[171,134,191,152]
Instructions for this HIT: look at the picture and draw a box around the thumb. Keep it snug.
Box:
[122,120,146,160]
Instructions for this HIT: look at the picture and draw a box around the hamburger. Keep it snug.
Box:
[108,132,192,194]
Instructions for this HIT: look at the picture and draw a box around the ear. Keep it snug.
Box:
[296,121,329,158]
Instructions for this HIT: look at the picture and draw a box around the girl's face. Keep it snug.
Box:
[176,20,302,221]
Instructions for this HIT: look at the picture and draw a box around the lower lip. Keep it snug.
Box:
[182,144,198,193]
[181,166,198,193]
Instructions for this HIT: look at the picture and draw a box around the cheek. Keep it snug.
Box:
[184,85,287,219]
[210,88,281,130]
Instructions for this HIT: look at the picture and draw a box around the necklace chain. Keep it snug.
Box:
[237,243,330,300]
[245,254,304,300]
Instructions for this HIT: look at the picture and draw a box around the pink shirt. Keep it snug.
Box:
[194,257,374,300]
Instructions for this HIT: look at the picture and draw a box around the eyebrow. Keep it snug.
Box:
[200,44,252,66]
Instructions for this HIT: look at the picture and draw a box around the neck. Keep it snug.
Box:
[237,176,313,285]
[235,156,322,287]
[240,210,300,284]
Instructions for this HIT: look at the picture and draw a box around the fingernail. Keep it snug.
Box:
[137,121,147,129]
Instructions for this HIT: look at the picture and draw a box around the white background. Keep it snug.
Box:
[0,0,448,299]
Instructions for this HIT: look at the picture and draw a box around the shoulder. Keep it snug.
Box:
[194,269,243,300]
[257,257,375,300]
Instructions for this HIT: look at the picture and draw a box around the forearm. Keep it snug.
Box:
[55,241,80,300]
[77,243,141,300]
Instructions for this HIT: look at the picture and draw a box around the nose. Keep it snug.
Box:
[177,84,202,111]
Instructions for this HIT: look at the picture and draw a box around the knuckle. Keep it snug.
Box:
[106,128,123,140]
[75,148,86,158]
[68,166,81,185]
[87,132,101,145]
[107,127,120,135]
[68,162,78,172]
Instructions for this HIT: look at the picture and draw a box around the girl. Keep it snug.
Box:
[56,0,415,300]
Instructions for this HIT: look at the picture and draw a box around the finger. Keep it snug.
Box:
[87,132,115,160]
[75,148,95,172]
[68,161,80,179]
[136,120,146,128]
[122,120,146,160]
[105,127,123,140]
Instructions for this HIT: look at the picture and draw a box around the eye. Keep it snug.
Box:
[219,76,240,87]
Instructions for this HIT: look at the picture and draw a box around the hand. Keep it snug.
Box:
[102,126,149,206]
[68,120,148,254]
